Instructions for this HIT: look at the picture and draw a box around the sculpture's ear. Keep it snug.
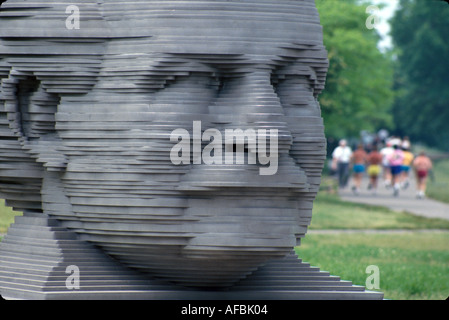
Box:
[3,71,67,171]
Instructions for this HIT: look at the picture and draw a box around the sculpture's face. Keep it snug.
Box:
[0,0,327,287]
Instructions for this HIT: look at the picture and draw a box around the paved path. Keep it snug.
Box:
[308,229,449,234]
[338,173,449,221]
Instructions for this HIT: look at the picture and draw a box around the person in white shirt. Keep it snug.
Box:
[332,139,353,188]
[380,141,394,188]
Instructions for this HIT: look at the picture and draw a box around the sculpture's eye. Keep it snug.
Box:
[150,72,224,114]
[6,74,66,170]
[271,73,322,118]
[14,75,59,141]
[273,75,313,105]
[16,76,40,139]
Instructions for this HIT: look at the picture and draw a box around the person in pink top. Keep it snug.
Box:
[387,145,404,196]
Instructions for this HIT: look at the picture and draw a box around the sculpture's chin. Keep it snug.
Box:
[75,217,299,288]
[101,242,295,288]
[43,172,312,287]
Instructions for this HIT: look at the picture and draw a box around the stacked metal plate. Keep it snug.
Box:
[0,214,383,299]
[0,0,382,299]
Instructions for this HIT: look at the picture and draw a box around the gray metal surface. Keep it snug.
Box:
[0,214,382,300]
[0,0,381,299]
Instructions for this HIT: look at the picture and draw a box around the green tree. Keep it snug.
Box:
[316,0,395,140]
[390,0,449,150]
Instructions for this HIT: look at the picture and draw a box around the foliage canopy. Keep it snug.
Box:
[390,0,449,150]
[316,0,395,141]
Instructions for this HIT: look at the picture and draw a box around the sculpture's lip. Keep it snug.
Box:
[175,160,311,193]
[176,181,309,192]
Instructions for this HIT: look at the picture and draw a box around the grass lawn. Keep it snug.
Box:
[0,199,22,236]
[293,189,449,300]
[427,159,449,204]
[295,232,449,300]
[310,192,449,230]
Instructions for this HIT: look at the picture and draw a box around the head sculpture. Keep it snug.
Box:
[0,0,328,287]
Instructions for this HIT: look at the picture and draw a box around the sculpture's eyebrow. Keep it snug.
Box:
[145,54,254,74]
[0,36,106,96]
[275,64,317,79]
[272,55,327,97]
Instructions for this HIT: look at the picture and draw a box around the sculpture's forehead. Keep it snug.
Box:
[0,0,327,93]
[0,0,323,54]
[104,1,323,56]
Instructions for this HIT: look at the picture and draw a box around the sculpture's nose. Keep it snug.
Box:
[209,69,292,151]
[177,68,310,193]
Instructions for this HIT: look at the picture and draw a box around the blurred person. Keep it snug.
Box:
[387,145,405,196]
[400,146,414,189]
[413,152,433,199]
[380,141,394,188]
[366,145,383,194]
[332,139,352,188]
[387,136,402,148]
[401,136,411,150]
[350,144,367,195]
[377,129,389,145]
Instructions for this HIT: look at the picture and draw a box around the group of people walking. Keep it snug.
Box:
[331,137,433,198]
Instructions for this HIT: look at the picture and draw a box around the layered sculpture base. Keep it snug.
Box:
[0,214,383,300]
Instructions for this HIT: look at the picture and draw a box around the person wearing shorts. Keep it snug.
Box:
[380,142,394,188]
[368,164,381,177]
[401,147,414,189]
[350,144,367,195]
[387,145,404,196]
[413,152,433,199]
[366,146,383,194]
